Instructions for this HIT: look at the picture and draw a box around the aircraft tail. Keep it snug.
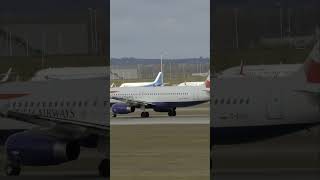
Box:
[1,68,12,83]
[303,41,320,83]
[205,72,210,88]
[153,72,163,86]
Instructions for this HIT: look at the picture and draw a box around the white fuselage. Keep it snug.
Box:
[211,76,320,144]
[0,79,108,128]
[31,67,108,81]
[111,85,210,107]
[119,82,157,87]
[220,64,301,78]
[177,82,205,86]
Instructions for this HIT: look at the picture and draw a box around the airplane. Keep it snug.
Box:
[1,68,12,83]
[0,79,109,177]
[211,41,320,146]
[110,75,210,118]
[219,63,301,78]
[119,72,163,87]
[177,81,204,86]
[31,67,108,81]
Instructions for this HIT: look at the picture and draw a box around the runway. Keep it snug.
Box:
[111,115,209,125]
[213,168,320,180]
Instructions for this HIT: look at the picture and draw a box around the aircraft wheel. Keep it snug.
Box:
[145,112,149,117]
[172,110,176,116]
[168,111,173,116]
[112,114,117,117]
[4,163,21,176]
[98,159,109,177]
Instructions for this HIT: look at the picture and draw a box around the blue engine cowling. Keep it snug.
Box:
[5,132,80,166]
[112,103,135,114]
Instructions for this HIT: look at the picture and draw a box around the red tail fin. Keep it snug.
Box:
[205,73,210,88]
[304,42,320,83]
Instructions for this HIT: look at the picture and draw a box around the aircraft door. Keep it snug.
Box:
[266,88,283,119]
[193,88,199,100]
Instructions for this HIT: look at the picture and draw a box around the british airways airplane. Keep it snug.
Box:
[0,79,109,177]
[212,41,320,145]
[119,72,163,87]
[110,75,210,118]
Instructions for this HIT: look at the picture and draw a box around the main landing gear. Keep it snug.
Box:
[168,109,176,117]
[141,112,149,118]
[98,158,109,177]
[4,162,21,176]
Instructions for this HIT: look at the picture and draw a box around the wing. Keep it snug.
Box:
[4,111,109,138]
[111,96,153,107]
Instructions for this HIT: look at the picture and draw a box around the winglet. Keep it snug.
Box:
[1,68,12,83]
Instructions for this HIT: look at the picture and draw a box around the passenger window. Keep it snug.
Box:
[78,101,82,107]
[233,99,237,104]
[239,99,244,104]
[66,102,70,107]
[30,102,34,107]
[220,99,224,104]
[214,99,218,105]
[246,98,250,104]
[226,99,231,104]
[54,102,58,107]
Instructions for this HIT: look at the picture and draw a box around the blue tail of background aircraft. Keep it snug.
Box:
[151,72,163,86]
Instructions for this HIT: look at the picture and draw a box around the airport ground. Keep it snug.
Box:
[0,102,320,179]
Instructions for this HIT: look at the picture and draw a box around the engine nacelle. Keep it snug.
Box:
[112,103,135,114]
[5,132,80,166]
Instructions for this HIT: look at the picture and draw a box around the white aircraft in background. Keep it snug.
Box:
[177,81,204,86]
[220,62,301,78]
[31,67,108,81]
[0,79,109,177]
[1,68,12,83]
[212,41,320,145]
[111,75,210,118]
[119,72,163,87]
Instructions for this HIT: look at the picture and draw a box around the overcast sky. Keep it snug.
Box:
[111,0,209,59]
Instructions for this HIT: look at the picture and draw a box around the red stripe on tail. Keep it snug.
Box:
[305,60,320,83]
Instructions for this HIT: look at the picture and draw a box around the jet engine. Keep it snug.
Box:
[5,132,80,166]
[111,103,135,114]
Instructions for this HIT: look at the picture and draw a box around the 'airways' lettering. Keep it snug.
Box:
[16,108,76,119]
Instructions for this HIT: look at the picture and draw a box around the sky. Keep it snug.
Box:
[111,0,210,59]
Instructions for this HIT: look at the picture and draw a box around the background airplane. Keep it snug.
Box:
[0,79,109,177]
[219,63,301,78]
[0,68,13,83]
[111,75,210,118]
[119,72,163,87]
[212,41,320,145]
[31,67,108,81]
